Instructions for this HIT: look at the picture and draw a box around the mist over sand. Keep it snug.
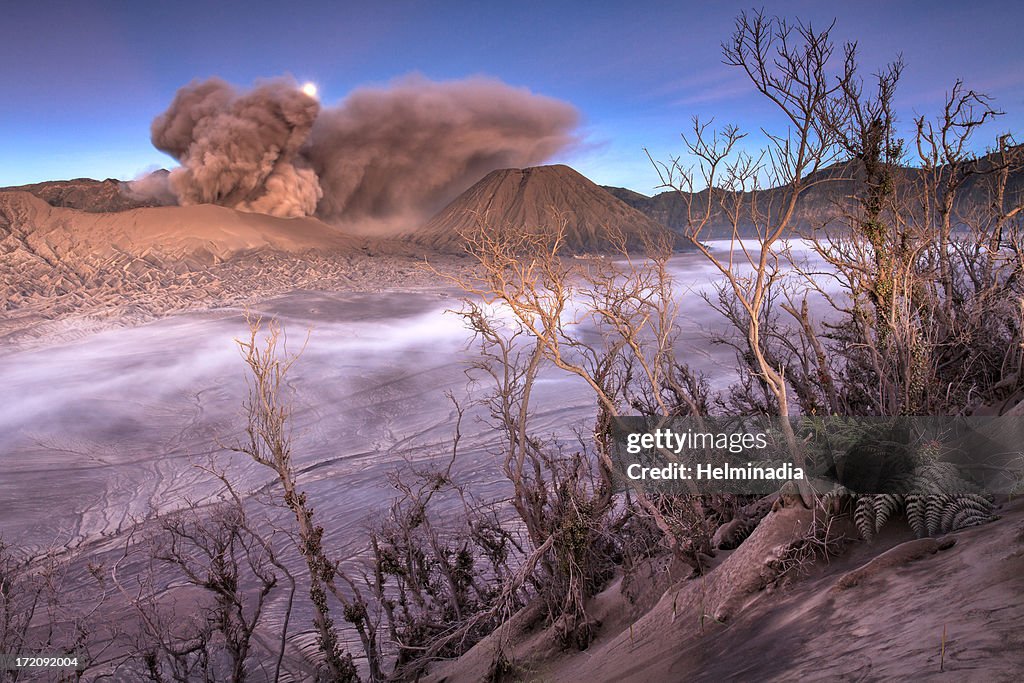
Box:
[0,243,823,552]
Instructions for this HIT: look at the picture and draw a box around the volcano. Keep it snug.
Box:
[412,164,672,253]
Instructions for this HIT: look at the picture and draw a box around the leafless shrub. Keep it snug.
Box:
[652,9,1022,425]
[0,539,110,681]
[429,216,726,650]
[792,51,1024,417]
[359,399,525,678]
[648,11,852,474]
[232,316,364,682]
[772,508,850,581]
[125,492,292,681]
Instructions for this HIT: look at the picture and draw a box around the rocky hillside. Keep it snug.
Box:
[0,173,172,213]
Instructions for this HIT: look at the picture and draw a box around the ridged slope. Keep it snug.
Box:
[413,164,671,252]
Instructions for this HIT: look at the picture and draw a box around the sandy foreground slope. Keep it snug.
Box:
[428,498,1024,682]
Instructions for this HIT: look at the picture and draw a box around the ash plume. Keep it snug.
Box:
[151,78,322,218]
[146,76,579,226]
[307,76,580,225]
[120,168,177,206]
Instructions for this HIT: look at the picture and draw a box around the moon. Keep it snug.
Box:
[301,82,318,99]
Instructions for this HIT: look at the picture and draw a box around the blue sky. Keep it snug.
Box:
[2,0,1022,193]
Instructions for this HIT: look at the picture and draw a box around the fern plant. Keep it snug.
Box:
[854,493,994,539]
[822,466,996,540]
[810,419,998,539]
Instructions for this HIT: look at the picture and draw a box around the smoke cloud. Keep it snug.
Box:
[306,76,579,224]
[151,78,322,218]
[120,168,177,206]
[147,75,579,226]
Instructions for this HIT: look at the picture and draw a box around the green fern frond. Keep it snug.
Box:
[881,472,918,495]
[926,495,952,536]
[940,494,994,533]
[851,491,994,540]
[905,495,927,538]
[822,456,995,540]
[855,496,877,540]
[872,494,903,533]
[916,462,978,495]
[819,484,851,514]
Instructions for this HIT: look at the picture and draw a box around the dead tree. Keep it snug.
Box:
[233,317,365,682]
[650,10,848,468]
[799,67,1022,415]
[916,81,1004,306]
[436,216,716,648]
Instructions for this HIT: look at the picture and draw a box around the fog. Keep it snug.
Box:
[0,243,833,559]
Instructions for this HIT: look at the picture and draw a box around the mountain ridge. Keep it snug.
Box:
[603,149,1024,236]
